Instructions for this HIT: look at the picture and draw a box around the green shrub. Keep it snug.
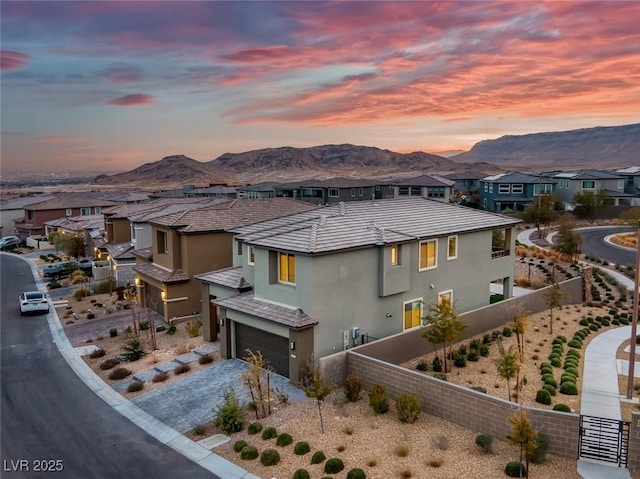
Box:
[155,325,166,332]
[261,426,278,440]
[233,440,248,453]
[47,280,62,289]
[560,382,578,395]
[260,449,280,466]
[294,441,311,455]
[535,389,552,405]
[540,366,553,375]
[470,386,487,393]
[86,312,95,319]
[240,446,259,460]
[466,349,479,362]
[394,392,422,424]
[214,389,244,434]
[550,357,561,367]
[553,403,571,412]
[346,468,366,479]
[431,356,443,372]
[73,288,90,301]
[248,422,263,435]
[564,366,579,376]
[529,432,550,464]
[543,377,557,388]
[505,461,526,478]
[453,352,466,368]
[122,334,145,362]
[433,372,448,381]
[568,339,582,348]
[579,319,589,326]
[502,326,513,337]
[369,385,389,414]
[276,432,293,447]
[127,381,144,393]
[475,433,493,454]
[139,321,150,331]
[324,458,345,474]
[560,374,576,385]
[479,344,490,357]
[184,320,202,338]
[344,373,363,402]
[311,450,326,465]
[416,360,428,371]
[293,469,310,479]
[542,384,557,396]
[108,367,132,380]
[539,362,551,370]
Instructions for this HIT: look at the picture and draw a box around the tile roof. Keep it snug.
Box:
[232,197,521,254]
[482,172,555,184]
[133,247,153,260]
[102,197,224,219]
[0,195,57,210]
[105,241,136,260]
[43,215,104,232]
[133,262,189,283]
[25,194,119,210]
[548,169,624,180]
[236,182,281,192]
[214,292,316,330]
[394,174,455,187]
[196,267,252,290]
[277,177,382,189]
[149,198,319,233]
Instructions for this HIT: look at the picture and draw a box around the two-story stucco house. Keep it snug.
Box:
[479,172,556,213]
[274,177,394,204]
[199,197,520,383]
[133,198,318,324]
[393,175,455,203]
[543,169,632,209]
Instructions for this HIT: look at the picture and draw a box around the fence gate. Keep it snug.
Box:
[578,415,630,466]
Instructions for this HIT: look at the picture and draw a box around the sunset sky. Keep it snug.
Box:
[2,1,639,174]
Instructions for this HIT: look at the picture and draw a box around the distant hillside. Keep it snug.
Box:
[94,144,482,186]
[451,123,640,167]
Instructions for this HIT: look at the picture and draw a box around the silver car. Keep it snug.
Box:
[19,291,50,315]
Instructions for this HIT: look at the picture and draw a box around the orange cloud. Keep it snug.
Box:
[107,93,154,106]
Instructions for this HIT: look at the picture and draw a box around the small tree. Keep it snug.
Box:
[507,409,538,479]
[553,216,582,263]
[521,193,557,238]
[302,360,333,434]
[422,301,467,374]
[495,341,520,402]
[64,235,86,260]
[512,307,529,362]
[241,349,273,419]
[573,190,606,223]
[544,280,567,335]
[620,206,640,233]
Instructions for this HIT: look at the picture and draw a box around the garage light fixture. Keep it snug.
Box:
[290,341,295,351]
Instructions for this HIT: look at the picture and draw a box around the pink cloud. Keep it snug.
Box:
[0,50,31,70]
[107,93,154,106]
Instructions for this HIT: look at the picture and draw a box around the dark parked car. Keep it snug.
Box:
[0,236,19,251]
[43,259,93,280]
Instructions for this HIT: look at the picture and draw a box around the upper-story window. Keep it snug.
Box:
[65,208,73,216]
[419,239,437,270]
[278,252,296,284]
[483,183,488,193]
[398,186,410,196]
[498,184,510,194]
[410,187,421,196]
[94,207,101,214]
[328,188,339,198]
[511,184,523,194]
[390,244,401,266]
[617,179,624,189]
[533,184,553,195]
[447,236,458,260]
[351,188,356,197]
[582,180,596,190]
[248,245,255,265]
[157,230,168,254]
[427,187,445,198]
[80,207,90,215]
[359,188,364,196]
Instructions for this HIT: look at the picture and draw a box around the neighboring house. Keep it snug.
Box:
[613,166,640,199]
[393,175,455,203]
[43,214,104,254]
[133,198,319,325]
[15,194,118,237]
[149,184,237,199]
[544,169,631,209]
[444,171,487,202]
[104,241,137,287]
[479,172,556,213]
[201,197,520,383]
[236,182,280,199]
[274,177,394,204]
[0,194,56,238]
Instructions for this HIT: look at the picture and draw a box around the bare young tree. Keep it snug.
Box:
[302,359,333,434]
[241,349,273,420]
[544,280,567,335]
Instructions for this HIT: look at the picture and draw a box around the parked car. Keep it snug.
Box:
[0,236,19,251]
[43,259,93,280]
[19,291,50,315]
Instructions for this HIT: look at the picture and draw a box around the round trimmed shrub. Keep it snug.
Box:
[311,451,326,465]
[261,426,277,440]
[567,348,581,357]
[539,362,551,370]
[568,340,582,348]
[540,366,553,375]
[553,403,572,413]
[550,357,561,367]
[276,432,293,447]
[541,373,555,383]
[564,366,579,376]
[395,392,422,424]
[248,422,263,435]
[293,469,310,479]
[560,374,576,385]
[548,352,560,361]
[543,377,557,388]
[99,357,120,370]
[294,441,311,455]
[475,433,493,454]
[542,384,557,396]
[127,381,144,393]
[324,458,345,474]
[536,389,552,405]
[233,440,248,453]
[240,445,259,460]
[260,449,280,466]
[560,382,578,395]
[346,468,367,479]
[108,367,132,380]
[505,461,526,478]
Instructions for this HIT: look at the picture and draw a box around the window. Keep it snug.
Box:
[427,187,445,198]
[482,198,487,208]
[351,188,356,197]
[65,208,72,216]
[438,290,453,307]
[533,184,553,195]
[403,299,422,330]
[447,236,458,260]
[419,239,437,270]
[80,207,90,215]
[410,186,421,196]
[489,183,493,193]
[94,207,101,214]
[157,231,168,254]
[511,184,523,194]
[27,210,34,220]
[359,188,363,196]
[398,186,410,196]
[375,185,380,191]
[236,240,242,255]
[483,183,488,192]
[498,184,510,194]
[618,179,624,189]
[582,180,595,190]
[390,245,401,266]
[328,188,339,198]
[278,252,296,284]
[248,245,255,265]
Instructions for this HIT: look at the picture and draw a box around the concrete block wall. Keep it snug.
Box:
[630,411,640,472]
[347,351,580,460]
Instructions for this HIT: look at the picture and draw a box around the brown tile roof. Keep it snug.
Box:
[102,197,226,219]
[149,198,319,233]
[26,194,119,210]
[214,293,316,330]
[133,247,153,260]
[196,267,252,290]
[105,241,135,260]
[133,262,189,283]
[278,177,382,188]
[394,175,455,187]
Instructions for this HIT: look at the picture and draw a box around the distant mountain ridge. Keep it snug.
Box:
[451,123,640,167]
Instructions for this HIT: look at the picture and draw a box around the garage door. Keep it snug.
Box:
[235,323,289,378]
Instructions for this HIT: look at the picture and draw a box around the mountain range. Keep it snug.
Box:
[93,123,639,187]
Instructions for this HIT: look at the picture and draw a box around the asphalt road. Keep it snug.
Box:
[577,226,636,267]
[0,254,217,479]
